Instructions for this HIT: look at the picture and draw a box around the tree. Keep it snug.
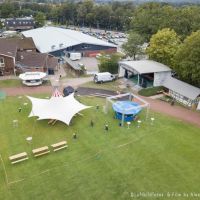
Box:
[122,31,144,60]
[35,12,46,27]
[146,28,181,68]
[98,53,120,74]
[0,3,16,18]
[174,31,200,87]
[130,2,167,40]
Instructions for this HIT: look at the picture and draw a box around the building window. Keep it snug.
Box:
[0,57,5,68]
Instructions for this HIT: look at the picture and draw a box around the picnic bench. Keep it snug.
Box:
[32,146,50,157]
[9,152,28,164]
[51,141,68,152]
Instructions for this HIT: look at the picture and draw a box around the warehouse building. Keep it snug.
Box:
[22,26,117,57]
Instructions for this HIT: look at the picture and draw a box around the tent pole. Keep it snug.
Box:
[137,74,140,86]
[146,104,150,120]
[129,93,132,101]
[121,113,125,126]
[105,97,109,114]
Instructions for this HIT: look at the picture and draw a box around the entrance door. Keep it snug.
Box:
[124,70,128,78]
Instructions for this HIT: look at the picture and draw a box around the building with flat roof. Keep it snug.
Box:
[119,60,171,88]
[22,26,117,57]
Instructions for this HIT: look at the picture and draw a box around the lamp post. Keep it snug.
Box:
[127,121,131,129]
[137,120,141,128]
[26,136,32,145]
[151,117,155,125]
[13,119,18,128]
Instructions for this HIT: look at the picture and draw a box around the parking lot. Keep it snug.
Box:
[64,56,99,75]
[67,26,127,53]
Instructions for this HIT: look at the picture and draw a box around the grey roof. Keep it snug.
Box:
[22,26,116,53]
[163,76,200,100]
[119,60,171,74]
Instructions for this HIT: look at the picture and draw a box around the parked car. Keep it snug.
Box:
[94,72,115,83]
[63,86,75,96]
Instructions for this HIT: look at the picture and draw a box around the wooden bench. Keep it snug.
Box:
[32,146,50,157]
[51,141,68,152]
[48,119,57,125]
[9,152,28,164]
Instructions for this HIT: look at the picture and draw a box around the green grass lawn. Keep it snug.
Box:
[80,80,123,91]
[0,95,200,200]
[0,79,22,88]
[0,79,51,88]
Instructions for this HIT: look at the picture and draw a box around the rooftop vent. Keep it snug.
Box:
[51,45,56,49]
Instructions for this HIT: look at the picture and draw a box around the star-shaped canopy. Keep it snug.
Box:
[27,92,90,125]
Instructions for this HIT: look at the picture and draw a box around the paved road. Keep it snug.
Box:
[77,87,117,96]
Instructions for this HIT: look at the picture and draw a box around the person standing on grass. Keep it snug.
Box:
[73,133,77,139]
[90,120,94,127]
[105,124,109,132]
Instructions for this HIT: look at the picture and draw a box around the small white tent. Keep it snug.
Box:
[27,89,90,125]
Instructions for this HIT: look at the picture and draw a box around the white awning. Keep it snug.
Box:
[19,72,47,81]
[27,93,90,125]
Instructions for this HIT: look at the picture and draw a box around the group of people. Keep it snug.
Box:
[73,120,109,139]
[90,120,109,131]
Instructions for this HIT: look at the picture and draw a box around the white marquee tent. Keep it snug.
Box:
[27,89,90,125]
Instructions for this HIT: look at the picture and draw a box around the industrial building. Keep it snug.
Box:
[22,26,117,57]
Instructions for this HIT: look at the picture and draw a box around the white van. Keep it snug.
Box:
[94,72,115,83]
[70,52,81,61]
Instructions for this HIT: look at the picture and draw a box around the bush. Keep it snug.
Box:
[98,53,120,74]
[138,86,164,97]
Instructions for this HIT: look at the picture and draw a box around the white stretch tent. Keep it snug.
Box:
[27,91,90,125]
